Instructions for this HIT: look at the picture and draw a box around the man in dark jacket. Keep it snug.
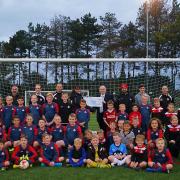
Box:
[96,85,114,132]
[116,83,134,114]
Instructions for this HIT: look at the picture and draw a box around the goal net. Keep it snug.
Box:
[0,58,180,107]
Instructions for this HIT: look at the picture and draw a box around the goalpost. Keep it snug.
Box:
[0,58,180,107]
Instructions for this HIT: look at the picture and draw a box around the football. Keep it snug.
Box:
[19,160,29,169]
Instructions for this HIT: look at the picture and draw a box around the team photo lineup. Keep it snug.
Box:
[0,82,179,172]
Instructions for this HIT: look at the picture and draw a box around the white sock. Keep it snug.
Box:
[113,158,118,164]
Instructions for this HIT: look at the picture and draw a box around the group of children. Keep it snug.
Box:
[0,90,179,173]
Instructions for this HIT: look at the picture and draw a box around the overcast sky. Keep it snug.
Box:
[0,0,177,41]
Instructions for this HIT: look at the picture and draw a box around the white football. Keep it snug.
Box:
[19,160,29,169]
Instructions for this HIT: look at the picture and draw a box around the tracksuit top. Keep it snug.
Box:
[29,104,41,125]
[42,103,59,123]
[2,105,16,129]
[15,106,28,124]
[8,125,22,142]
[51,126,65,142]
[22,125,37,144]
[65,124,81,145]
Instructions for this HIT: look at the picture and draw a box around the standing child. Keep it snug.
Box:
[22,114,38,146]
[129,104,142,128]
[86,134,110,168]
[139,95,152,133]
[108,132,131,166]
[64,113,82,150]
[12,135,38,167]
[130,134,147,170]
[147,138,173,173]
[51,115,65,149]
[76,99,90,132]
[117,104,128,121]
[151,98,163,122]
[117,119,124,132]
[147,118,163,151]
[16,96,28,125]
[0,119,7,142]
[164,103,177,126]
[106,121,117,149]
[6,116,22,148]
[39,133,64,167]
[0,140,10,170]
[42,93,59,127]
[59,93,72,126]
[103,100,117,132]
[2,96,16,131]
[28,95,42,126]
[67,138,86,167]
[131,116,143,138]
[0,96,3,120]
[165,115,180,158]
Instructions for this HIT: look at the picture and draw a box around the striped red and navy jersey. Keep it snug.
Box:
[8,125,22,142]
[2,105,16,129]
[22,125,38,145]
[42,103,59,123]
[12,145,38,163]
[15,106,29,124]
[147,129,163,142]
[28,104,42,125]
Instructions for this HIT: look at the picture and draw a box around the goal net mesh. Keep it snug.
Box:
[0,59,180,107]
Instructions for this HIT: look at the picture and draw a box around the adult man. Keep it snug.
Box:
[116,83,134,114]
[10,85,20,106]
[135,84,150,106]
[159,86,174,112]
[96,85,114,132]
[53,83,63,108]
[29,84,45,105]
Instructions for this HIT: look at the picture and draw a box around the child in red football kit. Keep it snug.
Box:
[103,100,117,132]
[151,98,163,122]
[164,103,177,126]
[129,104,142,128]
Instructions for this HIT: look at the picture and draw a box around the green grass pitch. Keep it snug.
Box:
[1,113,180,180]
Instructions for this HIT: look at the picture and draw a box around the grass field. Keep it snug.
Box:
[0,113,179,180]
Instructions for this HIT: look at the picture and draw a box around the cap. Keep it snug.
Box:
[120,83,128,89]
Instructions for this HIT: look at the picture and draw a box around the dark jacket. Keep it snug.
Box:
[86,144,108,161]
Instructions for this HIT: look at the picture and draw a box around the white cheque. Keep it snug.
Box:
[83,97,103,107]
